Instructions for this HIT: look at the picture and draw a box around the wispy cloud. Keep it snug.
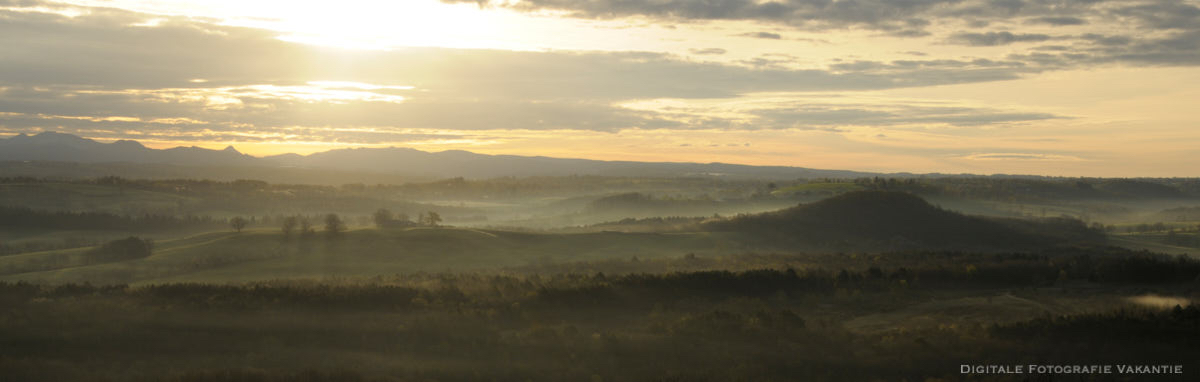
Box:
[947,31,1054,46]
[961,153,1086,161]
[688,47,726,55]
[736,31,781,39]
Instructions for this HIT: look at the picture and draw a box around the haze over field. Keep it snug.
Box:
[2,0,1199,176]
[3,1,1200,381]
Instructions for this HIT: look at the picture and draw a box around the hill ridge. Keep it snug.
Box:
[0,132,880,180]
[703,190,1103,251]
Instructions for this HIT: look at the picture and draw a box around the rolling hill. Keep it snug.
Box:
[0,191,1109,284]
[702,191,1105,251]
[0,228,743,284]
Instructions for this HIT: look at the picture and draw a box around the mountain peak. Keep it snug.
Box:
[29,131,94,143]
[1,131,101,148]
[222,145,241,154]
[111,139,146,149]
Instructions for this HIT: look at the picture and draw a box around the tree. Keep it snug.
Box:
[230,216,248,233]
[324,213,346,235]
[281,216,298,237]
[372,208,393,228]
[423,211,442,227]
[300,217,314,237]
[86,236,152,264]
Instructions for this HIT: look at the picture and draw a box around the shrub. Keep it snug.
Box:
[85,236,153,264]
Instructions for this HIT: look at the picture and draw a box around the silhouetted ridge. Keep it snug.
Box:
[706,191,1089,250]
[2,132,878,179]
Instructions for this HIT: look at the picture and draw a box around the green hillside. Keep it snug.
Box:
[704,190,1105,251]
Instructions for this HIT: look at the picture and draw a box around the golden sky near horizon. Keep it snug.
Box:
[1,0,1198,176]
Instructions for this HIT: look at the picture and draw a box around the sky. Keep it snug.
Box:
[1,0,1198,176]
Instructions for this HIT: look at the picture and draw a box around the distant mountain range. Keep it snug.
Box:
[0,132,885,180]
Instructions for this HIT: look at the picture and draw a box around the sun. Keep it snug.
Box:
[254,0,507,50]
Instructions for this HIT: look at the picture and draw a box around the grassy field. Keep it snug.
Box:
[0,183,192,215]
[1,253,1197,381]
[1107,234,1199,257]
[1,227,749,285]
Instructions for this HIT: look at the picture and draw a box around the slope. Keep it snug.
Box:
[0,228,742,284]
[702,191,1104,251]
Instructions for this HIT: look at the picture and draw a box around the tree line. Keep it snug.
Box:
[0,206,223,232]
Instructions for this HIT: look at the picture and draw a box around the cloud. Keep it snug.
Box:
[0,1,1180,147]
[0,121,480,145]
[688,48,726,55]
[619,96,1066,131]
[1110,0,1200,30]
[947,31,1054,46]
[0,7,1075,101]
[736,31,781,39]
[447,0,957,34]
[749,104,1061,128]
[1080,33,1133,46]
[0,85,685,133]
[447,0,1200,67]
[0,0,54,7]
[2,7,1055,100]
[446,0,1170,37]
[1026,16,1088,26]
[1002,29,1200,66]
[962,153,1085,161]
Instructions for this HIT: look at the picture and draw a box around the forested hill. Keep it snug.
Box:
[704,191,1105,251]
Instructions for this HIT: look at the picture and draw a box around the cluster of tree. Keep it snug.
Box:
[1128,222,1175,233]
[1164,230,1200,247]
[576,216,705,233]
[995,305,1200,346]
[371,208,441,228]
[523,251,1200,304]
[0,206,224,232]
[1,254,1198,382]
[1116,223,1200,247]
[278,214,346,238]
[764,176,1200,202]
[84,236,153,264]
[1,176,476,219]
[0,238,100,257]
[849,176,1199,201]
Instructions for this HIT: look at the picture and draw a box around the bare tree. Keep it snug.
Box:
[300,217,314,237]
[230,216,248,233]
[281,216,298,237]
[425,211,442,227]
